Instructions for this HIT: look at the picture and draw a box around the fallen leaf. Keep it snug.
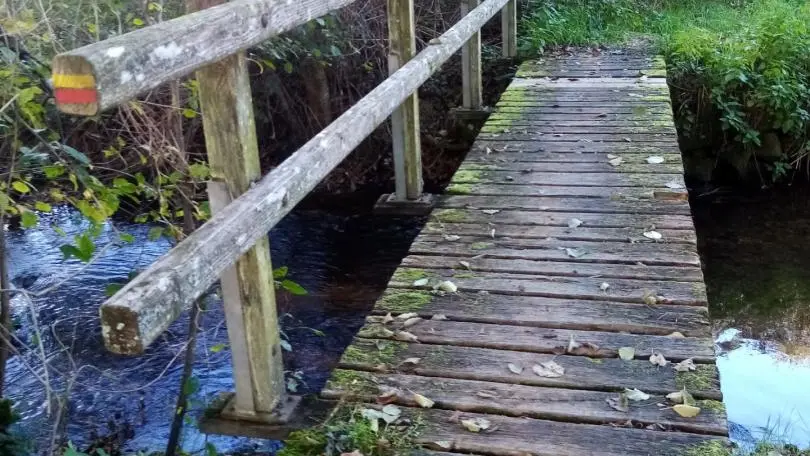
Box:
[413,278,429,287]
[476,391,498,399]
[609,157,623,167]
[437,280,458,293]
[666,391,685,404]
[624,137,632,143]
[458,260,471,270]
[460,417,491,432]
[673,358,696,372]
[383,313,394,324]
[624,388,651,401]
[442,234,461,242]
[567,335,580,353]
[667,331,686,338]
[361,408,384,432]
[394,331,419,343]
[643,231,663,240]
[402,317,423,328]
[606,154,618,159]
[507,363,523,374]
[431,314,448,321]
[665,180,685,189]
[607,395,629,412]
[646,156,665,164]
[482,209,500,215]
[599,282,610,292]
[533,361,565,378]
[398,312,419,320]
[568,218,583,228]
[433,441,453,450]
[565,247,588,258]
[650,352,668,367]
[490,228,496,239]
[401,357,421,366]
[381,404,402,423]
[673,404,701,418]
[412,392,435,408]
[643,291,659,306]
[376,390,399,404]
[618,347,635,360]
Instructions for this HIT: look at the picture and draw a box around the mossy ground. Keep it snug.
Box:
[433,209,467,223]
[340,340,401,366]
[675,365,718,392]
[682,440,810,456]
[377,290,433,312]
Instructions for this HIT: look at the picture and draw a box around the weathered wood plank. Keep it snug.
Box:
[373,290,711,336]
[493,106,672,115]
[501,0,517,57]
[411,409,724,455]
[339,339,722,398]
[479,132,675,142]
[461,0,483,108]
[448,170,685,188]
[358,319,714,361]
[410,236,702,267]
[480,124,677,135]
[431,208,696,229]
[465,152,683,165]
[469,140,682,154]
[437,195,690,215]
[401,255,703,281]
[445,182,687,201]
[323,372,728,434]
[98,0,513,353]
[423,222,697,243]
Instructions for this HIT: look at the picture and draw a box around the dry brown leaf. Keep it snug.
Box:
[402,317,423,328]
[507,363,523,374]
[673,358,696,372]
[442,234,461,242]
[431,314,448,321]
[607,395,629,413]
[650,352,668,367]
[624,388,651,401]
[667,331,686,338]
[460,417,491,432]
[400,357,421,366]
[398,312,419,320]
[437,280,458,293]
[482,209,500,215]
[412,392,435,408]
[673,404,701,418]
[376,390,399,405]
[618,347,635,360]
[433,441,453,450]
[533,361,565,378]
[393,331,419,343]
[412,278,429,287]
[383,313,394,324]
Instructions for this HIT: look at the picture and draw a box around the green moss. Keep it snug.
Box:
[451,169,484,183]
[433,209,467,223]
[698,399,726,413]
[676,364,717,391]
[325,370,379,395]
[279,428,330,456]
[391,268,429,283]
[453,272,477,279]
[340,340,400,366]
[640,68,668,77]
[681,441,733,456]
[446,183,474,195]
[378,290,433,312]
[471,242,493,250]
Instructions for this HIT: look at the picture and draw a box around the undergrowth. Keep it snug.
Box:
[520,0,810,183]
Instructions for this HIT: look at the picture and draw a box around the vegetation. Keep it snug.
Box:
[684,440,810,456]
[520,0,810,183]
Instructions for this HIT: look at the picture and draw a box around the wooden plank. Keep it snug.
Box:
[431,208,696,229]
[389,0,424,200]
[53,0,361,114]
[422,222,697,243]
[461,0,483,109]
[469,140,682,154]
[411,409,724,455]
[401,255,703,281]
[448,170,684,188]
[501,0,517,57]
[373,290,711,336]
[357,319,714,361]
[445,183,687,201]
[339,339,722,398]
[323,372,728,434]
[465,152,683,164]
[480,124,677,135]
[493,106,672,115]
[496,101,671,108]
[479,132,675,142]
[410,236,702,267]
[195,33,284,413]
[437,195,691,215]
[388,273,705,306]
[459,160,684,174]
[98,0,513,354]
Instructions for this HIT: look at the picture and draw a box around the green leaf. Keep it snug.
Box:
[60,144,91,166]
[330,45,342,56]
[20,211,38,228]
[147,226,164,241]
[76,234,96,260]
[281,279,307,296]
[273,266,288,279]
[182,108,198,119]
[280,340,292,352]
[104,283,124,297]
[60,244,83,261]
[53,225,67,236]
[284,61,294,73]
[0,192,10,212]
[119,232,135,243]
[183,376,199,395]
[34,201,52,212]
[210,343,227,353]
[205,443,217,456]
[132,17,145,26]
[43,164,65,179]
[12,181,29,194]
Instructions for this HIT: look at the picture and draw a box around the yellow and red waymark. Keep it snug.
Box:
[53,73,98,105]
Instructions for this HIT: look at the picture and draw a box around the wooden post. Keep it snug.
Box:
[461,0,483,109]
[502,0,517,58]
[190,0,284,419]
[388,0,423,201]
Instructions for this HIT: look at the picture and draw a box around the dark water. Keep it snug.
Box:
[692,185,810,449]
[5,204,425,453]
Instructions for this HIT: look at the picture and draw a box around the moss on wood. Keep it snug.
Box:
[378,290,433,312]
[676,364,718,392]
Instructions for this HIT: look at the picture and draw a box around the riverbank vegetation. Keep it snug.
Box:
[521,0,810,184]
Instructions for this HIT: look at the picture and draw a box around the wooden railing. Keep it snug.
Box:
[53,0,517,423]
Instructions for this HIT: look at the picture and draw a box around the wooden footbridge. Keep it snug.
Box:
[52,0,728,453]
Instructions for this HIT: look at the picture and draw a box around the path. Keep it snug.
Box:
[323,49,729,455]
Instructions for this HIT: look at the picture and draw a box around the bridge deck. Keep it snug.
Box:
[324,50,728,455]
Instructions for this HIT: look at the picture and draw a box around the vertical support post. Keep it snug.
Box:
[461,0,483,109]
[388,0,423,201]
[502,0,517,58]
[191,0,285,419]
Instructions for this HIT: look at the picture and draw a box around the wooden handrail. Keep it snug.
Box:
[51,0,358,115]
[97,0,512,355]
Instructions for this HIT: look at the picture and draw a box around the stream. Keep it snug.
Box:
[4,183,810,453]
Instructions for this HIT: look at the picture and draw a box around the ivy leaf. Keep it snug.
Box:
[12,181,29,194]
[77,234,96,259]
[104,283,124,297]
[60,245,84,261]
[43,164,65,179]
[182,108,198,119]
[119,232,135,243]
[281,279,307,295]
[34,201,52,212]
[20,211,38,228]
[273,266,288,279]
[188,163,210,180]
[147,226,164,241]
